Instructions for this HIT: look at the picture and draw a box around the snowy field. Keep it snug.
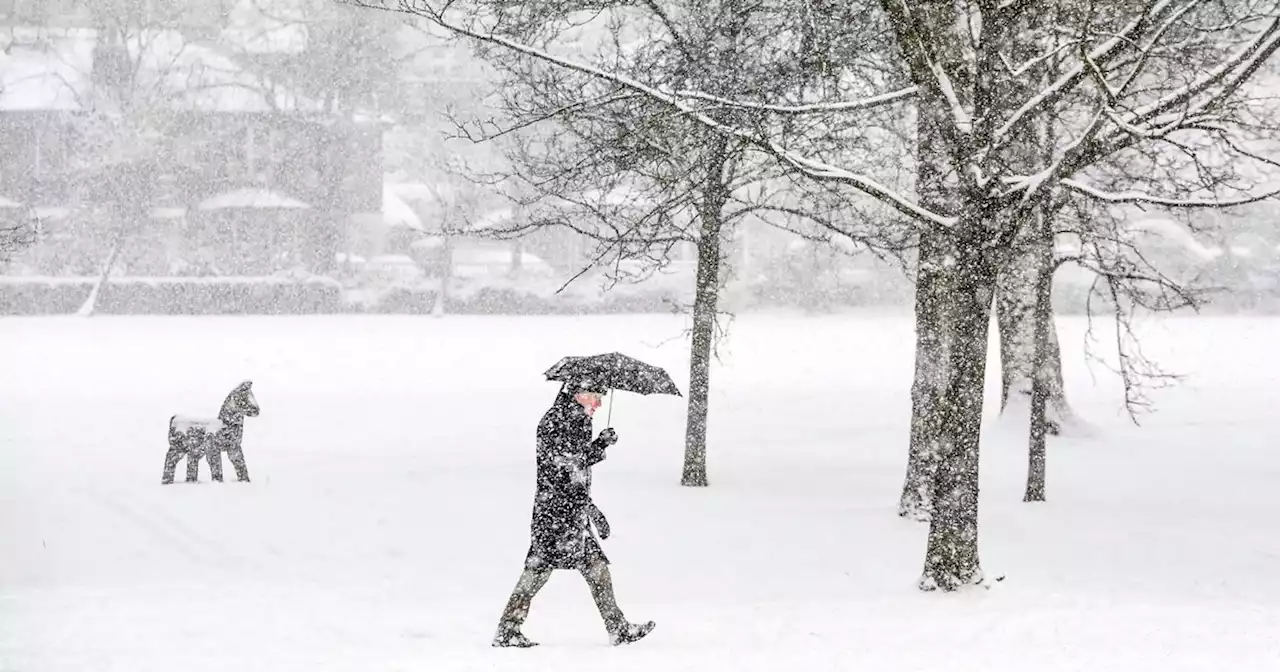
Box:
[2,312,1279,671]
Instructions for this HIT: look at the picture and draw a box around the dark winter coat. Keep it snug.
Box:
[525,390,614,571]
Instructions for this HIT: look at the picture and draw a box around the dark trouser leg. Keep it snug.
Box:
[497,568,552,634]
[226,447,250,482]
[162,449,183,484]
[207,449,224,482]
[581,560,627,634]
[185,449,201,482]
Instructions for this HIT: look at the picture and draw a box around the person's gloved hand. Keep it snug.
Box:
[596,428,618,447]
[589,504,611,539]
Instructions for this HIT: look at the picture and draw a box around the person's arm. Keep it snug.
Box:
[585,428,618,466]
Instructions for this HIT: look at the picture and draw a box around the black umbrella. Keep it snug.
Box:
[545,352,681,424]
[545,352,681,395]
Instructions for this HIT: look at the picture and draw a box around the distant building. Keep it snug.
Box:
[0,2,383,277]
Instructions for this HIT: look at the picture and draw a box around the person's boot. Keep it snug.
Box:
[608,619,655,646]
[492,568,550,648]
[492,622,538,648]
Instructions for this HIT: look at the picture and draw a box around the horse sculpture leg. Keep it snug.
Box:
[161,446,184,485]
[207,447,224,482]
[226,446,250,482]
[185,446,201,483]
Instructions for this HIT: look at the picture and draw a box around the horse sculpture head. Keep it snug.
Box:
[220,380,260,421]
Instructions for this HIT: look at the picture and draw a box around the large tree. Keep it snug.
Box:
[369,0,908,487]
[880,0,1280,586]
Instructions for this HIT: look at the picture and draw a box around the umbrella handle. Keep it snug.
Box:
[606,394,614,427]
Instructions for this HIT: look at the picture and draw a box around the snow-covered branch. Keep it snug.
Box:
[769,149,955,228]
[1061,178,1280,208]
[992,0,1184,145]
[670,85,919,116]
[1127,21,1280,126]
[342,0,948,230]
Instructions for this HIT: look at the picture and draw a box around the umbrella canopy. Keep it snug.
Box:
[544,352,682,396]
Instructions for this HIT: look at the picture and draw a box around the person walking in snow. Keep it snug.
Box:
[492,380,655,648]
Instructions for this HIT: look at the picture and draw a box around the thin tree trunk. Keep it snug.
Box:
[1025,390,1048,500]
[1024,206,1055,502]
[77,221,127,317]
[996,7,1081,439]
[433,234,453,318]
[681,230,720,487]
[919,235,998,592]
[681,136,730,488]
[1024,53,1061,500]
[997,258,1078,435]
[1024,274,1050,502]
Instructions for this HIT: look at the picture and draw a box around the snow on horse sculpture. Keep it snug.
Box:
[162,380,260,484]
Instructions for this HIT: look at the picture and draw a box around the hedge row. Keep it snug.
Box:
[0,277,344,315]
[9,276,1280,316]
[358,286,681,315]
[0,277,682,316]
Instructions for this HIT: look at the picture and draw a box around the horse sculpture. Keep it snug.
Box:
[162,380,260,484]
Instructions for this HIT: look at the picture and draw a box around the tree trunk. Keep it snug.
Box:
[997,254,1078,435]
[681,228,721,487]
[995,13,1081,438]
[898,229,949,520]
[1024,326,1049,502]
[681,136,730,488]
[1024,209,1054,502]
[1025,59,1060,500]
[433,234,453,318]
[918,235,998,592]
[77,220,127,317]
[898,102,953,521]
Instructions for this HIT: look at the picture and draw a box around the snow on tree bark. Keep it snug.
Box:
[1021,88,1061,503]
[899,230,949,521]
[991,8,1080,437]
[918,232,998,592]
[1024,329,1050,502]
[681,231,720,488]
[78,165,148,317]
[682,135,731,488]
[899,101,953,522]
[1024,207,1054,503]
[76,226,126,317]
[997,267,1076,435]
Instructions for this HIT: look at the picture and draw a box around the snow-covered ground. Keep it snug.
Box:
[2,313,1278,671]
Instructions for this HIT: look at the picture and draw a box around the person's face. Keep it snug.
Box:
[574,391,604,415]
